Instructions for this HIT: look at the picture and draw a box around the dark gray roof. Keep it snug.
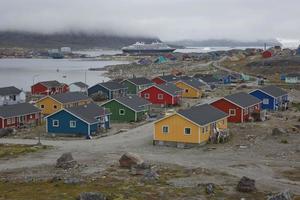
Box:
[65,103,109,124]
[98,81,127,91]
[193,74,219,83]
[39,80,62,88]
[114,95,150,112]
[259,86,287,97]
[0,86,22,96]
[286,73,300,78]
[179,78,204,90]
[50,92,90,103]
[224,92,261,108]
[0,103,40,118]
[158,75,179,82]
[71,82,88,88]
[156,83,182,96]
[126,77,153,86]
[178,104,227,126]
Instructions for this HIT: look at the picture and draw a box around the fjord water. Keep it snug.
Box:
[0,58,128,91]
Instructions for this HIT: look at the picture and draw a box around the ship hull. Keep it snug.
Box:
[122,48,176,54]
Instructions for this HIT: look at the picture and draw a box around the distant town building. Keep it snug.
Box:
[0,86,26,106]
[61,47,72,53]
[285,73,300,84]
[262,50,272,58]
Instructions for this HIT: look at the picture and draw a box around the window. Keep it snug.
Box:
[53,105,57,109]
[40,104,44,109]
[263,98,269,105]
[162,126,169,134]
[70,121,76,128]
[158,94,164,99]
[244,108,248,115]
[205,126,209,133]
[185,89,189,93]
[52,120,59,127]
[229,109,236,116]
[7,118,12,125]
[119,109,125,115]
[202,127,205,133]
[184,127,191,135]
[144,93,150,99]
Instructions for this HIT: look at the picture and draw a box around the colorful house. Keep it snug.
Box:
[154,56,168,64]
[88,81,128,100]
[154,104,228,145]
[31,80,69,96]
[101,95,151,122]
[210,92,262,123]
[140,83,182,106]
[152,74,179,85]
[175,78,204,98]
[45,103,110,137]
[0,103,41,129]
[0,86,26,106]
[69,82,88,93]
[122,77,153,94]
[36,92,92,115]
[285,73,300,84]
[249,85,288,110]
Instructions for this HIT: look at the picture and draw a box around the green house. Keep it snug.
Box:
[101,95,151,122]
[122,77,153,94]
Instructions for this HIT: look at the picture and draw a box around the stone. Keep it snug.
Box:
[237,176,256,192]
[77,192,107,200]
[141,169,159,182]
[64,177,82,185]
[272,128,285,136]
[119,152,144,168]
[206,183,215,194]
[130,161,152,175]
[56,152,77,169]
[267,190,292,200]
[0,128,13,137]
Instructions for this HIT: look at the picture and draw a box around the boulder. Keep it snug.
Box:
[77,192,107,200]
[56,152,77,169]
[237,176,256,192]
[119,152,144,168]
[267,190,292,200]
[130,161,152,175]
[141,169,159,182]
[206,183,215,194]
[272,128,285,136]
[0,128,14,137]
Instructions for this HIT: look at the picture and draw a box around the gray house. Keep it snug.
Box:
[0,86,26,106]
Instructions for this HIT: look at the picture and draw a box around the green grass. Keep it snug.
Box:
[0,144,48,159]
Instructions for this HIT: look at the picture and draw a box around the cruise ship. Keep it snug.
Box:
[122,42,176,54]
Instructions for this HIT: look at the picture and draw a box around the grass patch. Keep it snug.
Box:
[0,144,49,159]
[292,102,300,111]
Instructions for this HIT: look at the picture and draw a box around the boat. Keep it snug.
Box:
[122,42,176,54]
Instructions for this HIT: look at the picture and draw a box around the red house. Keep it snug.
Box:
[31,80,69,96]
[0,103,41,129]
[262,50,272,58]
[210,92,262,123]
[140,83,182,106]
[152,75,179,85]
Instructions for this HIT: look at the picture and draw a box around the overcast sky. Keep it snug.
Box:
[0,0,299,41]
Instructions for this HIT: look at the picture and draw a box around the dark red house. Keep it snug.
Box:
[262,50,272,58]
[31,80,69,96]
[0,103,41,129]
[140,83,182,106]
[210,92,262,123]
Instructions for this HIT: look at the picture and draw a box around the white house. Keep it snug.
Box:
[285,73,300,84]
[69,82,88,93]
[0,86,26,106]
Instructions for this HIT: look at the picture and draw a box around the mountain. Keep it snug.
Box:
[168,39,281,47]
[0,31,160,49]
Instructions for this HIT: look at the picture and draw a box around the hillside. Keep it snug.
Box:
[0,31,160,49]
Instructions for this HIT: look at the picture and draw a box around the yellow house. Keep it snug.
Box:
[36,92,92,115]
[154,104,228,145]
[175,79,204,98]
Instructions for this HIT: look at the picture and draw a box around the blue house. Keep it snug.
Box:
[88,81,127,100]
[249,85,288,110]
[45,103,111,137]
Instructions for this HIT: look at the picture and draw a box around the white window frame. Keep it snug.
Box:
[7,118,12,125]
[40,104,44,109]
[162,125,169,134]
[263,98,269,105]
[52,120,59,127]
[244,108,249,115]
[158,93,164,100]
[184,127,191,135]
[144,93,150,99]
[119,109,125,115]
[229,109,236,116]
[70,120,76,128]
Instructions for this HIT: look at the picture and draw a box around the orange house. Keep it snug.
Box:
[175,79,204,98]
[154,104,228,145]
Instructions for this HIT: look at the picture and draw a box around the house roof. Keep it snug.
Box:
[178,78,204,90]
[65,103,110,124]
[114,95,150,112]
[98,81,127,91]
[50,92,91,104]
[259,85,287,98]
[71,82,88,88]
[286,73,300,78]
[155,83,182,96]
[224,92,261,108]
[0,86,22,96]
[126,77,153,86]
[0,103,40,118]
[178,104,228,126]
[193,74,219,83]
[38,80,63,88]
[157,75,179,82]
